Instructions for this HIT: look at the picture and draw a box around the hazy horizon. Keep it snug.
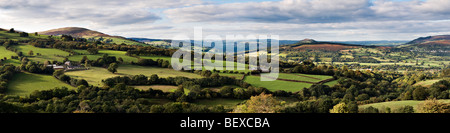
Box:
[1,0,449,41]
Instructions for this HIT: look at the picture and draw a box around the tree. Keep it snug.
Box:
[107,63,119,73]
[394,105,414,113]
[118,57,123,63]
[417,99,450,113]
[330,103,350,113]
[80,56,88,63]
[87,48,99,55]
[28,50,34,56]
[76,79,89,87]
[233,93,281,113]
[413,87,428,100]
[9,28,15,33]
[19,32,29,37]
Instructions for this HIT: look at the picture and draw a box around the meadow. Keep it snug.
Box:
[65,64,202,86]
[117,64,202,78]
[89,36,145,46]
[0,46,20,66]
[0,46,18,59]
[0,31,52,41]
[69,50,139,64]
[243,75,312,92]
[12,45,71,62]
[414,78,450,87]
[6,72,75,96]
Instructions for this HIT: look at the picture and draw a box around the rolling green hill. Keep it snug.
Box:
[39,27,144,45]
[7,72,75,96]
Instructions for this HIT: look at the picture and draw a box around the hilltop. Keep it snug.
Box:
[406,35,450,46]
[39,27,143,45]
[38,27,112,38]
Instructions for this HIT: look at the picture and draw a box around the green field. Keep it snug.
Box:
[117,64,202,78]
[414,78,449,87]
[13,45,71,62]
[217,73,244,79]
[359,100,450,112]
[323,80,338,86]
[243,75,312,92]
[0,46,17,59]
[66,64,202,86]
[68,50,139,64]
[132,85,179,92]
[0,31,52,41]
[277,73,333,83]
[64,67,119,86]
[140,55,173,62]
[6,72,75,96]
[0,46,20,66]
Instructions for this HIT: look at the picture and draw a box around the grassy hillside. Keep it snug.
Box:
[88,36,144,45]
[414,78,450,87]
[277,73,333,83]
[0,46,20,66]
[0,31,52,41]
[117,64,202,78]
[64,67,119,86]
[65,64,202,86]
[132,85,179,92]
[6,72,75,96]
[0,46,17,59]
[69,50,139,64]
[12,44,71,62]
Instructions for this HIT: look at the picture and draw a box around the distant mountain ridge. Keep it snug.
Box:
[406,35,450,46]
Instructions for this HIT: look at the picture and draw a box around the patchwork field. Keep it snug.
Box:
[6,72,75,96]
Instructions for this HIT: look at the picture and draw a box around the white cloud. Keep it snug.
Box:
[0,0,449,41]
[0,0,203,27]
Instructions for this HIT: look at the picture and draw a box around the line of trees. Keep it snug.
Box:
[0,65,17,93]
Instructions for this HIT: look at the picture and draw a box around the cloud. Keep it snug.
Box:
[165,0,450,23]
[0,0,203,26]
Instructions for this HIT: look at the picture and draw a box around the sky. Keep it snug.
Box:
[1,0,450,41]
